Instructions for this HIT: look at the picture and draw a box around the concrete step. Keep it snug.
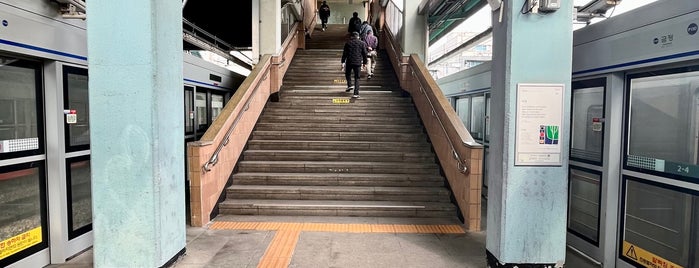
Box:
[218,199,457,217]
[236,161,441,174]
[276,95,411,103]
[218,43,458,220]
[242,150,436,162]
[226,185,451,202]
[245,140,432,152]
[266,99,413,108]
[254,122,422,133]
[261,106,418,117]
[279,88,403,97]
[231,172,445,187]
[258,114,420,125]
[250,131,426,142]
[261,108,416,116]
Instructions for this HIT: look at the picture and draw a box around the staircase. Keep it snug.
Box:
[218,25,457,219]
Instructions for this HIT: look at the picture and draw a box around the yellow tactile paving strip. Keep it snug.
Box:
[209,221,465,268]
[256,230,300,268]
[209,221,465,234]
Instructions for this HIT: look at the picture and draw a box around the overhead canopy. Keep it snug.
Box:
[420,0,487,45]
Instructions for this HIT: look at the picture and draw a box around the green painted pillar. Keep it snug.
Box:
[86,1,185,267]
[486,0,573,266]
[402,0,427,60]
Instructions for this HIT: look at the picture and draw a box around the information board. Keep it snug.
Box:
[515,83,564,166]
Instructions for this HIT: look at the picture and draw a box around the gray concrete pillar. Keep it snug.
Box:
[402,0,427,60]
[86,1,185,267]
[486,0,573,266]
[259,0,282,57]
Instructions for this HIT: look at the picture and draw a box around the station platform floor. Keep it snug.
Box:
[48,213,599,268]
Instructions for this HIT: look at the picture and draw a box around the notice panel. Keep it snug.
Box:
[515,83,564,166]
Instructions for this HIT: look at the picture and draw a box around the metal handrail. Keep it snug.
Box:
[182,18,253,63]
[382,27,468,173]
[412,70,468,174]
[202,71,269,172]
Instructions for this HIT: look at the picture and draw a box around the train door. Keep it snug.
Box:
[195,91,209,138]
[693,84,699,164]
[618,66,699,268]
[58,65,92,253]
[0,55,50,267]
[567,78,606,263]
[454,92,490,199]
[469,93,489,199]
[484,93,491,198]
[184,86,196,142]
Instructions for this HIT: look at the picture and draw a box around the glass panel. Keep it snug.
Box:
[0,167,43,260]
[0,61,39,154]
[623,179,693,267]
[66,71,90,147]
[184,88,194,134]
[571,86,604,162]
[456,97,470,131]
[471,96,485,141]
[68,160,91,232]
[210,94,224,122]
[627,70,699,178]
[568,168,600,243]
[195,92,207,132]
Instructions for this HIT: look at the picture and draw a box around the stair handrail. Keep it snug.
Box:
[370,24,483,231]
[188,20,303,227]
[382,26,481,173]
[203,68,269,172]
[413,72,468,173]
[408,54,483,166]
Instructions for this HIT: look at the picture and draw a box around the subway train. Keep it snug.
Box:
[0,1,244,267]
[437,1,699,267]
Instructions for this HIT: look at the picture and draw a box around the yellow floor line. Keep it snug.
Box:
[210,221,465,268]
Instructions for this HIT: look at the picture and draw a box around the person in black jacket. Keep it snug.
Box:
[319,1,330,31]
[347,12,362,34]
[341,31,367,98]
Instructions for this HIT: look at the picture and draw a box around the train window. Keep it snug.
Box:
[211,93,224,122]
[471,95,485,141]
[63,66,90,151]
[0,58,43,159]
[571,79,605,164]
[567,167,601,244]
[620,177,697,268]
[195,92,208,132]
[0,163,48,266]
[66,157,91,239]
[184,87,194,134]
[626,69,699,180]
[456,97,471,132]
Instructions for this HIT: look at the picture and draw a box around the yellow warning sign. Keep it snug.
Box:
[0,227,43,260]
[333,79,347,84]
[623,241,684,268]
[332,98,350,104]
